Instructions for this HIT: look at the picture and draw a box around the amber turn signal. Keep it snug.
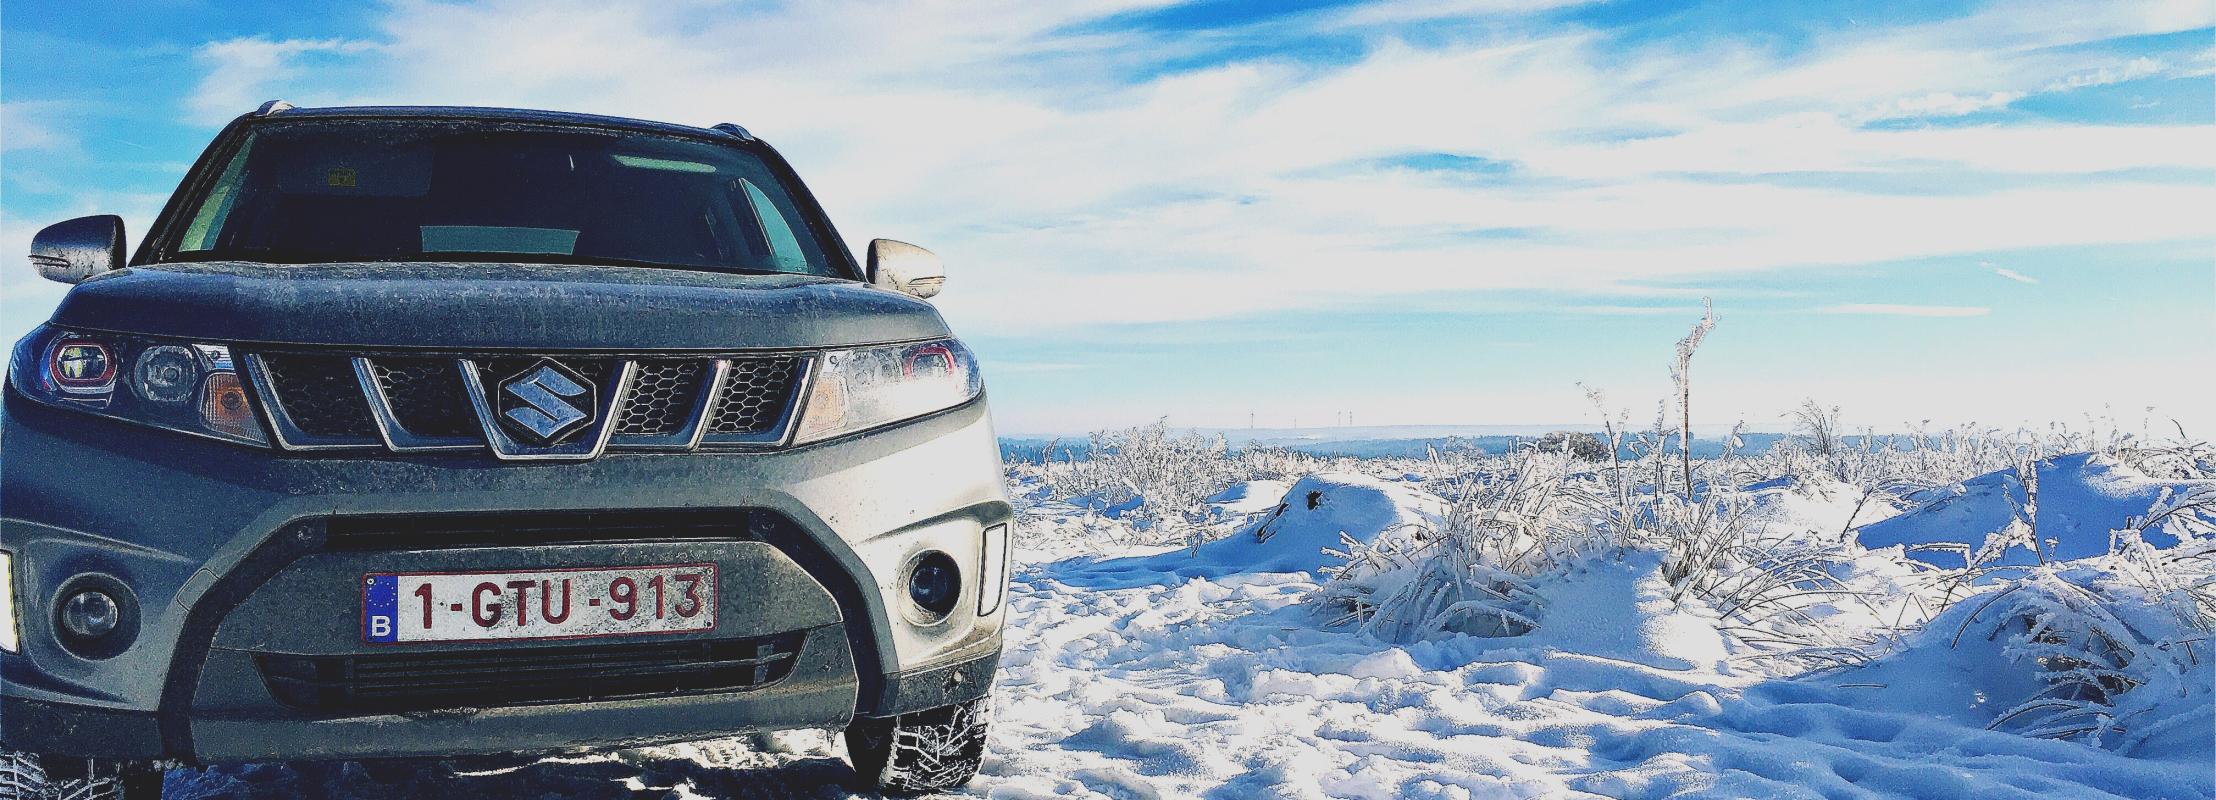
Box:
[201,371,258,439]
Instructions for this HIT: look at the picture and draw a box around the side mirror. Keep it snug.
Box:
[866,239,945,300]
[30,215,126,284]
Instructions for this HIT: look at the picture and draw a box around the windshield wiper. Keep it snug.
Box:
[163,248,792,277]
[424,251,788,276]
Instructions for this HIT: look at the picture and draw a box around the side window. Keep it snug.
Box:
[180,136,256,252]
[738,179,809,272]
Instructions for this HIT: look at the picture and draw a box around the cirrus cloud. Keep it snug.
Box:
[1819,303,1993,318]
[169,1,2215,337]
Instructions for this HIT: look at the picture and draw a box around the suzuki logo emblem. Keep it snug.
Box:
[497,360,596,444]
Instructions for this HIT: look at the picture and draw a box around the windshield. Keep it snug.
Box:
[162,120,846,277]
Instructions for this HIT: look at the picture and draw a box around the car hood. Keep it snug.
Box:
[49,261,950,350]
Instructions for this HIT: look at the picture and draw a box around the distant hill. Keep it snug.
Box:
[1000,427,1811,463]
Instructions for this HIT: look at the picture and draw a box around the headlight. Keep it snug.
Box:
[8,325,269,446]
[791,338,981,444]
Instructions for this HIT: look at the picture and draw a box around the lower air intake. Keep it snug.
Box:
[256,633,803,713]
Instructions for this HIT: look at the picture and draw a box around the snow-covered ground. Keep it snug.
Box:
[968,467,2211,799]
[168,443,2216,799]
[976,550,2199,799]
[1858,452,2216,567]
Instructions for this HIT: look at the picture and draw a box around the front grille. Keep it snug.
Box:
[479,357,617,393]
[708,358,800,435]
[618,361,709,436]
[369,357,477,438]
[257,633,804,713]
[247,351,805,456]
[257,354,377,439]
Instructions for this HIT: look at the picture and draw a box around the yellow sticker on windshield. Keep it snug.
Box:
[326,167,357,187]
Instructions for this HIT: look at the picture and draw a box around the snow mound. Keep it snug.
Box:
[1207,472,1445,574]
[1050,473,1445,587]
[1205,479,1291,515]
[1739,474,1897,540]
[1517,552,1731,673]
[1857,453,2215,568]
[1804,560,2214,762]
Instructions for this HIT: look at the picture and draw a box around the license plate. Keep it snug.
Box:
[361,564,717,644]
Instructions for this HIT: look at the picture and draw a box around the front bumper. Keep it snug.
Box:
[0,385,1010,763]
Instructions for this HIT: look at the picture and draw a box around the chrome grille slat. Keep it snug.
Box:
[245,350,808,457]
[354,357,481,452]
[244,354,381,450]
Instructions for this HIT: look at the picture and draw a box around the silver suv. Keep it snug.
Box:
[0,103,1011,798]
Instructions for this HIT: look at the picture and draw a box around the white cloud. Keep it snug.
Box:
[1880,90,2025,118]
[187,37,377,124]
[2045,56,2170,91]
[145,0,2216,338]
[1988,264,2040,284]
[989,362,1088,373]
[1555,305,1708,316]
[0,102,75,153]
[1818,303,1993,318]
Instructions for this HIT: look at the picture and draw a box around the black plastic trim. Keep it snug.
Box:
[156,518,329,761]
[1,695,165,760]
[871,648,1000,717]
[256,631,806,713]
[153,507,896,762]
[745,511,891,712]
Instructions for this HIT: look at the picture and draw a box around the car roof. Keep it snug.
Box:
[249,104,751,142]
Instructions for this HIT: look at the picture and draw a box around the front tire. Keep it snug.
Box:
[843,696,990,795]
[0,751,161,800]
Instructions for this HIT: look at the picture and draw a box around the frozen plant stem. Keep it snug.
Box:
[1671,299,1716,501]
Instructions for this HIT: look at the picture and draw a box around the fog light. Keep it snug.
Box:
[51,576,138,660]
[61,590,121,640]
[907,551,960,619]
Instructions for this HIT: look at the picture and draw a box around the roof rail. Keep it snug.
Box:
[253,100,296,116]
[711,122,755,141]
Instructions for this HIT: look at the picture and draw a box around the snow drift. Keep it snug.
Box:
[1053,472,1445,587]
[1812,557,2215,762]
[1858,453,2216,568]
[1222,473,1445,573]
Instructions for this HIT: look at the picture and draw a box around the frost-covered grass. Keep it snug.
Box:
[988,308,2214,795]
[1010,410,2214,739]
[1012,420,1341,550]
[983,413,2215,797]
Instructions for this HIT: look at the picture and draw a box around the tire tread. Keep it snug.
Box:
[844,697,990,795]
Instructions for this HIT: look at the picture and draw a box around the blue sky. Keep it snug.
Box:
[3,0,2212,435]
